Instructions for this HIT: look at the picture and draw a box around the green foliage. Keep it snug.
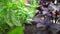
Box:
[8,27,24,34]
[0,0,38,34]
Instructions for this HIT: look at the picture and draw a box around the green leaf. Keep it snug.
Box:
[8,27,24,34]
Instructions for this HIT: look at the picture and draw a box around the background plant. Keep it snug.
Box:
[0,0,38,34]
